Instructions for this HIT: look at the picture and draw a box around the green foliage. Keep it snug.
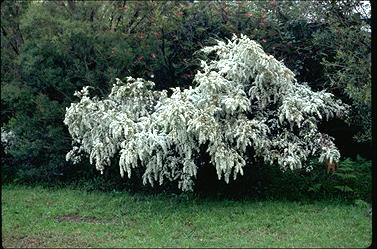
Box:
[194,156,372,201]
[333,156,372,199]
[311,1,371,143]
[1,1,371,198]
[305,156,372,201]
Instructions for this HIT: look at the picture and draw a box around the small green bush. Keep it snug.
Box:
[194,156,372,201]
[322,156,371,201]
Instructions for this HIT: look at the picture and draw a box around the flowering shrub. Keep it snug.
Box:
[64,34,348,191]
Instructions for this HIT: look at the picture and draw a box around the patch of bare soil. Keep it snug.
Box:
[55,214,104,224]
[2,235,43,248]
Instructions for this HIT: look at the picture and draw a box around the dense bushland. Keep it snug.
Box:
[1,1,371,199]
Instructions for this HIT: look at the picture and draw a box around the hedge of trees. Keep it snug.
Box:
[1,1,371,199]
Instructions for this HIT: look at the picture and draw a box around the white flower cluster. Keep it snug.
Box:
[1,127,16,154]
[64,34,348,191]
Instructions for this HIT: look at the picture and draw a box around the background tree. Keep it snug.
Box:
[311,1,371,143]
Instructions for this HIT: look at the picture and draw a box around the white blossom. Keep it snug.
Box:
[64,34,348,191]
[1,127,16,154]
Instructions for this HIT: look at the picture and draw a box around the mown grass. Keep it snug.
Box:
[1,184,372,248]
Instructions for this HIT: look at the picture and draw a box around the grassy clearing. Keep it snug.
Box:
[1,185,372,248]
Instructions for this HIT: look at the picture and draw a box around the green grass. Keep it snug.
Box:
[1,185,372,248]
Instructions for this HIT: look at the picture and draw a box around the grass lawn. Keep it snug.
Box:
[1,184,372,248]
